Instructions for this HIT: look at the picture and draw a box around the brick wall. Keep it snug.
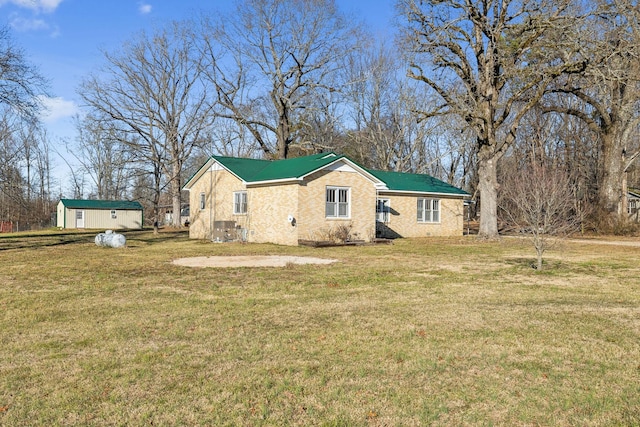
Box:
[188,167,300,245]
[378,194,465,237]
[248,184,299,245]
[298,168,377,242]
[188,167,249,240]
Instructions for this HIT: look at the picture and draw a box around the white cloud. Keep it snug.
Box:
[9,15,48,31]
[139,2,152,14]
[39,96,78,123]
[4,0,63,36]
[0,0,64,13]
[9,13,60,37]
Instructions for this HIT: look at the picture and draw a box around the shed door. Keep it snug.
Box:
[75,210,85,228]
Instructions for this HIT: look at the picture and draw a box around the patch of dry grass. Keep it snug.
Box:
[1,230,639,425]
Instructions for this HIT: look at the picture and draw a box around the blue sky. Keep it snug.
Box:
[1,0,396,189]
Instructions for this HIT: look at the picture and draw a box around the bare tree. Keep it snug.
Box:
[0,26,47,121]
[541,0,640,227]
[33,128,54,220]
[79,21,215,229]
[0,115,21,175]
[413,123,477,190]
[17,122,42,204]
[0,113,54,228]
[499,160,579,270]
[398,0,586,239]
[17,123,54,220]
[510,106,597,223]
[0,115,22,222]
[199,0,362,159]
[296,96,345,156]
[201,120,261,159]
[0,26,50,229]
[340,43,434,172]
[68,114,137,200]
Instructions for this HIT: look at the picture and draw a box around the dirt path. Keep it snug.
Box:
[504,234,640,248]
[172,255,338,268]
[566,238,640,247]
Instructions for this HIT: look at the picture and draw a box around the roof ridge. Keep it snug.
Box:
[59,199,143,209]
[60,198,139,201]
[214,152,342,182]
[250,152,344,181]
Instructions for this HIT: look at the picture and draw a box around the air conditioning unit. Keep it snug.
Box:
[213,221,236,241]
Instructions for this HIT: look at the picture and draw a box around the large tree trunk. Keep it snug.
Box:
[477,145,500,239]
[153,162,162,235]
[171,160,183,227]
[599,130,625,222]
[622,170,628,219]
[276,102,291,159]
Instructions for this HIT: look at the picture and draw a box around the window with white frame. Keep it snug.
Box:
[199,192,206,210]
[110,210,117,219]
[417,198,440,223]
[376,198,390,223]
[234,191,247,214]
[326,187,350,218]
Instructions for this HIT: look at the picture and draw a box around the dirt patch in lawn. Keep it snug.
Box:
[172,255,338,268]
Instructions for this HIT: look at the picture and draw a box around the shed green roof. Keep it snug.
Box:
[368,169,470,196]
[59,199,143,210]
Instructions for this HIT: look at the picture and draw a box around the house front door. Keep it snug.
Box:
[76,210,85,228]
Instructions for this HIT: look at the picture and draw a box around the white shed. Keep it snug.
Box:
[57,199,143,230]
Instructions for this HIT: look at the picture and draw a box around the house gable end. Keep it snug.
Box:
[298,158,387,189]
[184,157,269,190]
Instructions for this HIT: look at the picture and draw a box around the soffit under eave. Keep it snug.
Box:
[376,190,469,199]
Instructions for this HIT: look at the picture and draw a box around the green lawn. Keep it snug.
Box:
[1,230,639,426]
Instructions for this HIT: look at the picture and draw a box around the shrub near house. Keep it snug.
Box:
[183,152,469,246]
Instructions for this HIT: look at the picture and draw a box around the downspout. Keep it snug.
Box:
[244,188,250,243]
[375,188,379,241]
[210,162,218,242]
[209,162,213,241]
[214,167,218,240]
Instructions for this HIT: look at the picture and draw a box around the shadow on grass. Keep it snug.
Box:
[0,228,188,251]
[126,229,190,246]
[503,257,568,272]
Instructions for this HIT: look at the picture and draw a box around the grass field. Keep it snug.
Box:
[1,230,639,426]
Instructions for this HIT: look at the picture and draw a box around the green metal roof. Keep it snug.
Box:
[211,156,273,181]
[367,169,469,196]
[186,152,468,196]
[214,152,345,182]
[60,199,143,210]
